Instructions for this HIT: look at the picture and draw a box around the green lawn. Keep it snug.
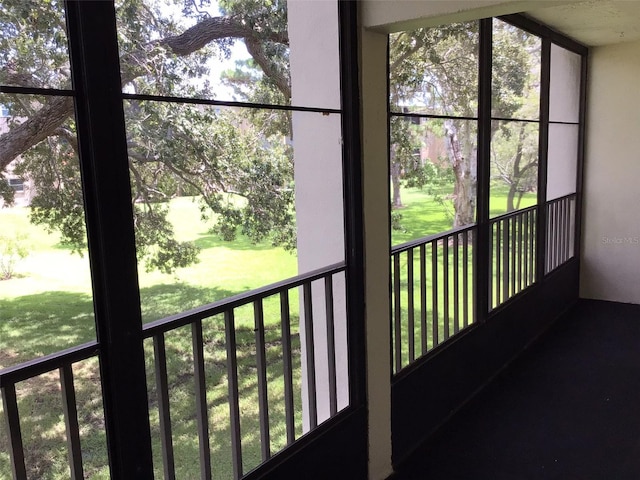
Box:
[0,198,300,479]
[390,184,537,371]
[0,186,538,479]
[0,197,298,365]
[392,183,536,245]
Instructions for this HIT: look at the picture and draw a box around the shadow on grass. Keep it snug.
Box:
[140,283,239,323]
[0,356,110,479]
[193,231,281,252]
[0,283,244,367]
[0,285,307,479]
[0,291,96,367]
[143,321,305,479]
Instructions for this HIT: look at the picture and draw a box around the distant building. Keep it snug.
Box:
[0,107,34,207]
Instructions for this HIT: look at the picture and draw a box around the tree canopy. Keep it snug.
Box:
[1,5,544,266]
[0,0,294,272]
[388,18,541,232]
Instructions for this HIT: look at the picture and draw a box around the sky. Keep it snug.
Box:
[160,0,253,99]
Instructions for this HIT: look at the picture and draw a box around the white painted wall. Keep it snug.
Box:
[289,3,393,476]
[547,44,581,201]
[581,40,640,304]
[359,25,394,480]
[288,5,396,476]
[289,0,349,430]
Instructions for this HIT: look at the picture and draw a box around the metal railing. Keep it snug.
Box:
[142,262,347,479]
[0,342,100,480]
[546,194,576,274]
[391,225,477,374]
[0,263,347,480]
[489,206,537,310]
[390,195,578,373]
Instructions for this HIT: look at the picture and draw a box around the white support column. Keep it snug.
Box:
[289,0,348,430]
[359,25,393,480]
[290,4,393,478]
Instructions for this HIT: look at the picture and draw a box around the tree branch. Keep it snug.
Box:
[160,16,287,56]
[245,37,291,101]
[54,127,79,155]
[389,34,424,73]
[1,15,289,169]
[0,96,74,171]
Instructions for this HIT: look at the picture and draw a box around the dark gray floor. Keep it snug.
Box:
[391,299,640,480]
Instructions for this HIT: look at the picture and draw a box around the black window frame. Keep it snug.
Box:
[0,0,365,477]
[386,13,588,369]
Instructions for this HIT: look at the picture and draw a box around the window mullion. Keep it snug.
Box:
[536,39,551,281]
[338,0,366,408]
[475,18,493,323]
[64,1,154,477]
[573,54,588,271]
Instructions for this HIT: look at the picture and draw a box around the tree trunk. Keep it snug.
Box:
[506,184,517,212]
[390,147,403,208]
[506,123,527,213]
[445,120,475,227]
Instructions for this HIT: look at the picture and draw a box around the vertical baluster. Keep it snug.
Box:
[279,291,295,444]
[225,310,243,479]
[419,244,428,354]
[254,299,271,461]
[2,384,27,480]
[495,221,501,307]
[559,199,565,265]
[523,211,529,288]
[324,276,338,416]
[501,218,511,302]
[562,197,571,262]
[553,202,560,269]
[545,203,551,274]
[472,227,477,323]
[510,216,516,297]
[453,233,460,334]
[393,253,402,372]
[443,238,450,341]
[462,230,469,327]
[303,282,318,429]
[569,197,576,258]
[560,200,565,265]
[431,241,439,347]
[557,201,561,267]
[517,212,524,293]
[60,364,84,480]
[556,200,562,265]
[556,201,562,269]
[502,218,509,302]
[488,223,494,310]
[407,249,415,363]
[550,201,556,270]
[192,321,212,480]
[153,334,175,480]
[531,209,537,284]
[531,209,536,283]
[568,198,573,260]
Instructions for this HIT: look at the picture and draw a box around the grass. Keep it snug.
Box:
[0,197,298,362]
[0,197,301,479]
[0,186,539,479]
[391,183,536,246]
[390,184,538,371]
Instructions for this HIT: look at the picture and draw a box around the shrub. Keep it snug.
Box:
[0,233,29,280]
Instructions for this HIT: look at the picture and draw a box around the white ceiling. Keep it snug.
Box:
[526,0,640,46]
